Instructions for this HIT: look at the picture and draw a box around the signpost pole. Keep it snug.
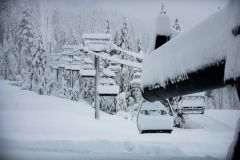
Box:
[94,55,100,120]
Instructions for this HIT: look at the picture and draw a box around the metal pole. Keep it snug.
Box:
[94,56,100,120]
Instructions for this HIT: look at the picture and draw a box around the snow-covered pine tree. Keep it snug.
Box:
[160,3,166,15]
[52,9,67,52]
[117,17,133,59]
[16,1,38,89]
[173,18,181,31]
[135,38,143,63]
[2,29,18,80]
[2,42,10,80]
[100,96,116,114]
[30,34,47,95]
[71,80,81,101]
[17,3,36,72]
[105,20,110,34]
[80,77,95,104]
[45,68,57,95]
[114,17,134,92]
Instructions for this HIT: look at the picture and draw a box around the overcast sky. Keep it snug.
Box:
[42,0,229,31]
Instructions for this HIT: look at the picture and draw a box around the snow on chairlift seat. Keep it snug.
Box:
[83,57,94,64]
[98,72,119,96]
[130,78,142,88]
[64,64,81,71]
[108,61,121,73]
[82,33,112,52]
[102,68,116,78]
[62,45,75,52]
[58,56,73,63]
[99,77,116,85]
[73,56,83,61]
[98,85,119,96]
[133,71,142,79]
[79,69,96,77]
[180,93,206,114]
[98,83,119,96]
[81,63,94,70]
[142,0,240,101]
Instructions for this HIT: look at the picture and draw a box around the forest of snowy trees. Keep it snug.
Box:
[0,0,239,120]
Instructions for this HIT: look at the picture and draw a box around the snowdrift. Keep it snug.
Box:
[142,0,240,101]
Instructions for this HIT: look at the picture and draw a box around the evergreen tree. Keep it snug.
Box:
[136,38,142,53]
[160,3,166,14]
[105,20,110,34]
[117,17,132,55]
[30,34,47,95]
[17,3,36,72]
[52,9,67,52]
[2,29,18,80]
[72,80,81,101]
[173,18,181,31]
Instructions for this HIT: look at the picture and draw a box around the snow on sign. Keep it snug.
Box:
[82,33,112,52]
[142,0,240,101]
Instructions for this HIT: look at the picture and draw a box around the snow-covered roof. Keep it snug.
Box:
[142,0,240,88]
[79,69,95,77]
[98,85,119,95]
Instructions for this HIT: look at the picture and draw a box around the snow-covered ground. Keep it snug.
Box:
[0,80,239,160]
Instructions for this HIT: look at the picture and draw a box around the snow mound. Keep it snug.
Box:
[142,0,240,87]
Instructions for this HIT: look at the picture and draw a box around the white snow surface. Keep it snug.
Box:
[64,64,81,70]
[155,14,172,36]
[98,85,119,95]
[79,69,95,77]
[99,78,115,85]
[0,80,239,160]
[142,0,240,87]
[102,68,116,77]
[130,78,141,85]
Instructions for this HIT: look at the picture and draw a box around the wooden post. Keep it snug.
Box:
[95,56,100,120]
[71,70,73,88]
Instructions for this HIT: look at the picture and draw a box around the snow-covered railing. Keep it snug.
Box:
[110,43,144,59]
[142,0,240,101]
[83,47,142,69]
